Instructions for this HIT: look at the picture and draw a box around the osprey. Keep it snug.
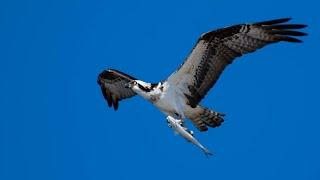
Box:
[97,18,306,151]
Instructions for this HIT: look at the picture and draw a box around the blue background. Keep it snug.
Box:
[1,0,319,179]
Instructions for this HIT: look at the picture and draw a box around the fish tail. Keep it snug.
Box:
[203,148,213,157]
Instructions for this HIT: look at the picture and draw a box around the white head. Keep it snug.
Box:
[125,80,154,98]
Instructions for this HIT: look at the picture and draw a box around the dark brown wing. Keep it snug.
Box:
[167,18,307,108]
[97,69,137,110]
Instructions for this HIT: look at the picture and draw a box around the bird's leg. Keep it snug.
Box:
[179,119,194,136]
[166,118,172,128]
[176,113,194,136]
[185,128,194,136]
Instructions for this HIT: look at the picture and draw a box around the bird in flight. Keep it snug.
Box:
[97,18,307,154]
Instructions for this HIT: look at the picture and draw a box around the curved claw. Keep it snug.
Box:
[186,129,194,136]
[166,119,172,128]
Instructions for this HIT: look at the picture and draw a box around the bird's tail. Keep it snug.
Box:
[185,106,225,131]
[198,106,225,128]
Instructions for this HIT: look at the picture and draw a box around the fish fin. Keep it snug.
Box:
[203,148,213,157]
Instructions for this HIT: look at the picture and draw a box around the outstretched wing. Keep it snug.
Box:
[167,18,307,108]
[97,69,137,110]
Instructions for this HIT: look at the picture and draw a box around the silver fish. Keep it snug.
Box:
[166,116,213,156]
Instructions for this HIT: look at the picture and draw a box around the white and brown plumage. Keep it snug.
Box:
[98,18,307,134]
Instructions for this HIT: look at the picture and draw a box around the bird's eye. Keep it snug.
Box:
[133,81,137,85]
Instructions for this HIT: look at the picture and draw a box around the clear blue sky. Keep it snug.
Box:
[1,0,319,180]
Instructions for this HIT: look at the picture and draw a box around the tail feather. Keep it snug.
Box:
[200,107,225,128]
[186,106,225,132]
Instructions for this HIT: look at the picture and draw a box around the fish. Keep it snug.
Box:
[166,116,213,156]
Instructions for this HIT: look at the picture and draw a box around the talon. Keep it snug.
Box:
[166,119,172,128]
[186,129,194,136]
[176,119,183,125]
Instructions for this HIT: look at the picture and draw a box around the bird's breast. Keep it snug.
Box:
[154,88,183,117]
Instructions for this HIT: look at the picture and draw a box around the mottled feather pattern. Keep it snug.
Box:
[97,69,137,110]
[167,18,307,108]
[185,106,225,132]
[191,116,208,131]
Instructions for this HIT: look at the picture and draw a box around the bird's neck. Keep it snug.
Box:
[133,81,163,102]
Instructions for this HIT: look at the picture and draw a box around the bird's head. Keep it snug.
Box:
[125,80,153,96]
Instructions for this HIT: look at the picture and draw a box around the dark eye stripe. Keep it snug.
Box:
[138,83,151,92]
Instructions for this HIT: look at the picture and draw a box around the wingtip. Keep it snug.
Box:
[112,96,119,110]
[253,17,292,25]
[297,24,308,29]
[257,19,308,43]
[280,36,303,43]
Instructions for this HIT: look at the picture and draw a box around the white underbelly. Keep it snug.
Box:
[154,88,186,117]
[155,98,176,115]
